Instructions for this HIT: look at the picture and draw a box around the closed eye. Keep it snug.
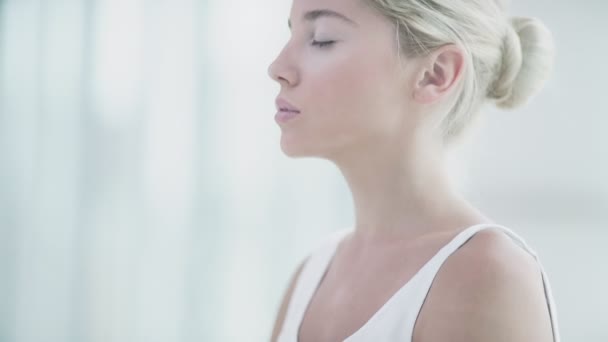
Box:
[311,40,336,48]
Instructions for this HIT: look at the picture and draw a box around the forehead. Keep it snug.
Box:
[288,0,374,28]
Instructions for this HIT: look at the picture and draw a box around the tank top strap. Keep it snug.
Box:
[279,224,560,342]
[401,223,560,342]
[277,227,351,342]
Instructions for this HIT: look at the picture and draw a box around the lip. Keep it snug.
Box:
[275,109,301,124]
[275,97,301,113]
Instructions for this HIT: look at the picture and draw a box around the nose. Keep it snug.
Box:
[267,47,299,87]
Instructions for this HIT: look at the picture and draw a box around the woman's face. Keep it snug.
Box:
[268,0,421,159]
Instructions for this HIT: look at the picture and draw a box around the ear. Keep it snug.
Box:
[413,44,465,104]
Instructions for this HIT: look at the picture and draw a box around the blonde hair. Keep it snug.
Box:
[365,0,555,144]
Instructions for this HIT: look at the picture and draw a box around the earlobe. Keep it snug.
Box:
[413,82,437,103]
[412,68,438,104]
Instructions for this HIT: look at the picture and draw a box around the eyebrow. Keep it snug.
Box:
[288,9,358,29]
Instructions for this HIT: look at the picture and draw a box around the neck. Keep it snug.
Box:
[330,134,489,243]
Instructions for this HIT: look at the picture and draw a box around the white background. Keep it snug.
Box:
[0,0,606,341]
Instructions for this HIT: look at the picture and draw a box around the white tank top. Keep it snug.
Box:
[277,223,560,342]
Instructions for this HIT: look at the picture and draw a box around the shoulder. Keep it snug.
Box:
[414,228,555,342]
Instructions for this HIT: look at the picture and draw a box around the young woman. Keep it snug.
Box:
[268,0,559,341]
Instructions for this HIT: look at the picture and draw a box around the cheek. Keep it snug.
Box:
[310,51,400,135]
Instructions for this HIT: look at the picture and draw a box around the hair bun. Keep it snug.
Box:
[487,16,555,109]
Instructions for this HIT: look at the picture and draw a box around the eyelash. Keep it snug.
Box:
[311,40,336,48]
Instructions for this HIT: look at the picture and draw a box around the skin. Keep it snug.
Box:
[268,0,555,341]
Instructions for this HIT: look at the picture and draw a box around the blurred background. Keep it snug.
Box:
[0,0,606,341]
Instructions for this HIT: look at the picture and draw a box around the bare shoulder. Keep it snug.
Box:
[414,228,555,342]
[270,256,309,342]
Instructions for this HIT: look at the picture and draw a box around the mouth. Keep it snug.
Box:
[275,108,301,124]
[274,97,301,124]
[275,97,301,113]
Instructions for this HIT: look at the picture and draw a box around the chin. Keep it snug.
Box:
[279,139,311,158]
[280,139,344,162]
[278,134,322,158]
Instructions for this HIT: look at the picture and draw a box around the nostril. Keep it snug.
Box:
[267,60,297,86]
